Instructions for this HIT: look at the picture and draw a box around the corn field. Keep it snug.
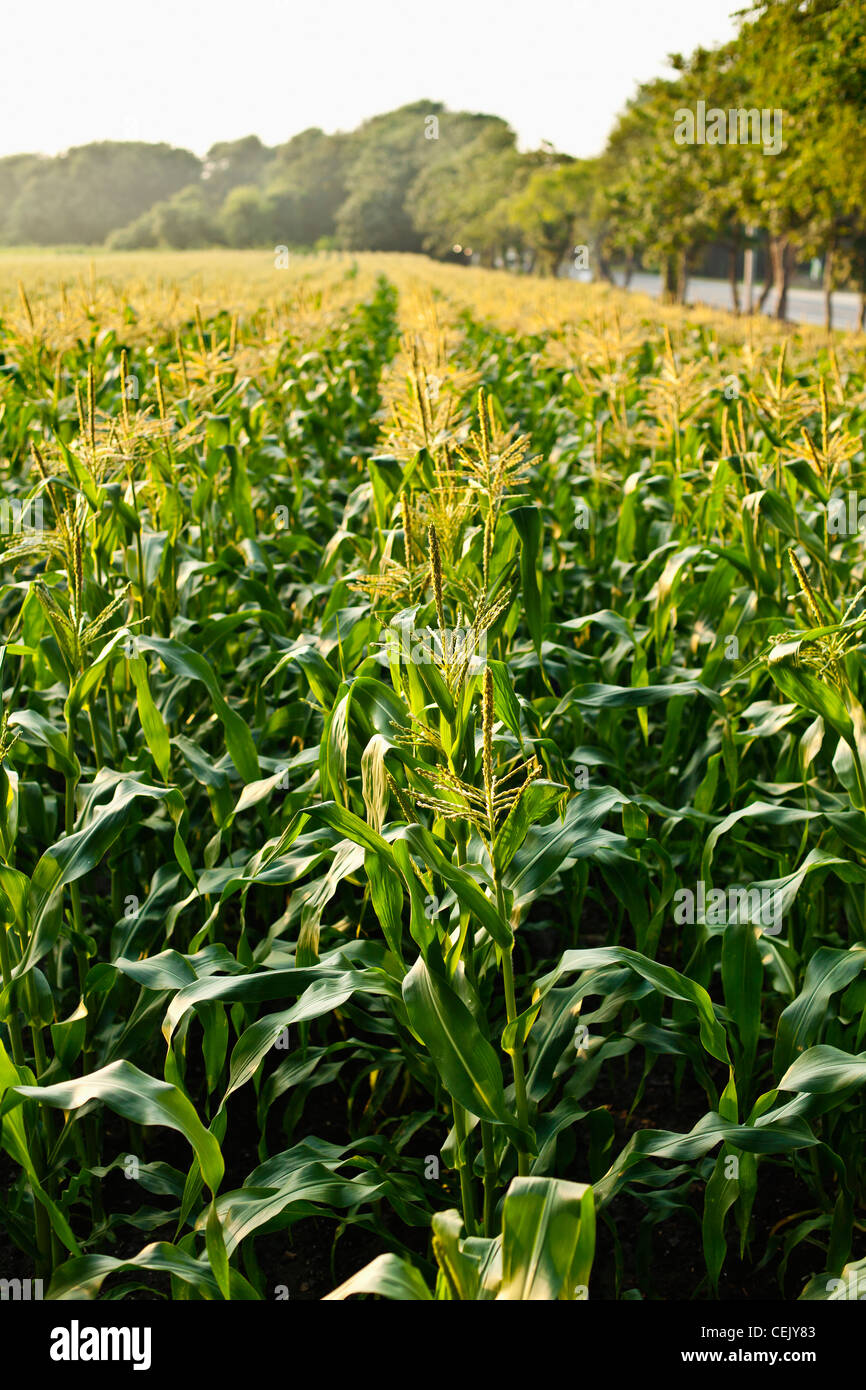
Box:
[1,250,865,1308]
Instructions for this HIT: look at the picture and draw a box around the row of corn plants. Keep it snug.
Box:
[0,253,864,1300]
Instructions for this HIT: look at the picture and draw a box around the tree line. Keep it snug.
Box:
[1,1,863,325]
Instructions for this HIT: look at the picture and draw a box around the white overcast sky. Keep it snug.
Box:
[2,0,742,160]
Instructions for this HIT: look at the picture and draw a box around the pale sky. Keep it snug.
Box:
[2,0,742,160]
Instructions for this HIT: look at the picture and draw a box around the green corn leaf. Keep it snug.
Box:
[128,654,172,781]
[402,954,524,1135]
[48,1242,258,1301]
[498,1176,595,1301]
[15,1060,225,1194]
[774,946,866,1077]
[778,1044,866,1094]
[324,1253,433,1301]
[139,635,259,782]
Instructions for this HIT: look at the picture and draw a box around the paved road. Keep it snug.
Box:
[576,270,863,331]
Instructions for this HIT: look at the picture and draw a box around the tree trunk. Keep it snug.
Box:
[756,243,774,312]
[622,253,634,288]
[595,247,615,284]
[823,247,834,332]
[662,255,678,304]
[771,237,792,321]
[729,244,740,314]
[556,242,574,277]
[859,293,866,333]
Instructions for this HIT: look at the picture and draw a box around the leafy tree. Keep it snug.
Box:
[0,155,46,242]
[5,143,200,245]
[265,128,353,244]
[742,0,866,324]
[336,102,444,252]
[595,77,710,303]
[109,185,216,250]
[218,185,273,247]
[335,103,513,253]
[510,160,597,275]
[201,136,272,206]
[407,121,528,262]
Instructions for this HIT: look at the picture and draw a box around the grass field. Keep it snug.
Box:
[1,250,865,1302]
